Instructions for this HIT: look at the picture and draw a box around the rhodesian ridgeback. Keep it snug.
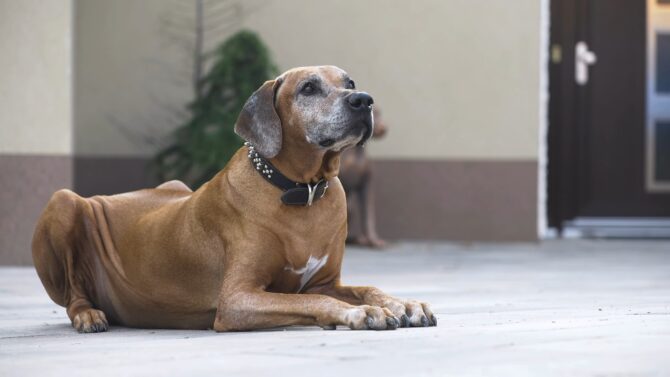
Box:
[32,66,436,332]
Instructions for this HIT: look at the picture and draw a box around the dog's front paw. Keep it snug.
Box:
[344,305,399,330]
[383,300,436,328]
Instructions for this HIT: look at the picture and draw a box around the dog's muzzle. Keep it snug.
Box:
[345,92,374,146]
[357,115,375,146]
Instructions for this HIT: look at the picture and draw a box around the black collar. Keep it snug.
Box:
[245,142,329,206]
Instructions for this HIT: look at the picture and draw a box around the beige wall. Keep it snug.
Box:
[0,0,74,264]
[74,0,542,161]
[74,0,193,157]
[0,0,73,155]
[0,0,544,259]
[244,0,542,160]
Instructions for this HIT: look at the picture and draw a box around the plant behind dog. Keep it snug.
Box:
[153,30,278,188]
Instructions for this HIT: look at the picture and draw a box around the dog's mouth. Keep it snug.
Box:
[319,138,336,147]
[317,115,373,150]
[356,118,374,146]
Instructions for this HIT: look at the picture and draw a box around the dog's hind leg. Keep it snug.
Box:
[32,189,109,333]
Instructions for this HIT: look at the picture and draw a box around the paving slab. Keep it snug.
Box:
[1,240,669,376]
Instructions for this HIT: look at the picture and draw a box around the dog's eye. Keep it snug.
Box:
[301,82,316,95]
[346,80,355,89]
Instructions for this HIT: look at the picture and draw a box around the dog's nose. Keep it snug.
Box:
[347,92,374,111]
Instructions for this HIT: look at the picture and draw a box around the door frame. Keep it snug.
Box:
[547,0,585,231]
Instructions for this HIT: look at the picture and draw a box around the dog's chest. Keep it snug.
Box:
[283,254,329,293]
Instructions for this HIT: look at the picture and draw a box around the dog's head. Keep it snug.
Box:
[235,66,374,158]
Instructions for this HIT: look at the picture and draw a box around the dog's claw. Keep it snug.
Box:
[365,316,374,329]
[430,314,437,326]
[88,322,107,333]
[386,317,399,330]
[420,315,430,327]
[400,314,410,328]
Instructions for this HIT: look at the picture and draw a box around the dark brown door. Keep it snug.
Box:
[549,0,670,231]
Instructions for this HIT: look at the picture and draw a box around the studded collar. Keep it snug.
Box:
[245,142,329,206]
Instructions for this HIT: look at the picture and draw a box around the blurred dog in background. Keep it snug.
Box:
[339,108,388,248]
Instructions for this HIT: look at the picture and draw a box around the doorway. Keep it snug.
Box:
[548,0,670,237]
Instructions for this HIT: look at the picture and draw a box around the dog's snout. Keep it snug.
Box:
[347,92,374,111]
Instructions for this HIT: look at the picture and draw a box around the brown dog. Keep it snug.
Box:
[340,108,388,248]
[31,66,436,333]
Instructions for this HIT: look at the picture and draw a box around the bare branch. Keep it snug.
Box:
[105,114,162,148]
[193,0,205,100]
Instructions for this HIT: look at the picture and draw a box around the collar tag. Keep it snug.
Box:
[306,182,315,206]
[306,179,326,206]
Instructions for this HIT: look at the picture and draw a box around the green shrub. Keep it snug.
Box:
[153,30,278,188]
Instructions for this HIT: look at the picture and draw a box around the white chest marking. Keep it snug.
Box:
[285,255,329,292]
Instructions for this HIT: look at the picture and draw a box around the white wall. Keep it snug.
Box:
[0,0,73,155]
[74,0,193,156]
[244,0,542,161]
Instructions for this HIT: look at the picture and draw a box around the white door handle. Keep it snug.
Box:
[575,41,597,85]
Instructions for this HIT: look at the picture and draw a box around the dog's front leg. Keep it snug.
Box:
[307,282,437,328]
[212,257,400,332]
[213,289,401,331]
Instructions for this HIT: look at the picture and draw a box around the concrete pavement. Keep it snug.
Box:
[1,240,669,376]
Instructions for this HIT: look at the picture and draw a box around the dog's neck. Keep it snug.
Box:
[269,145,341,184]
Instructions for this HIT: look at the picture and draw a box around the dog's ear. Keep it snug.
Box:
[235,78,283,158]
